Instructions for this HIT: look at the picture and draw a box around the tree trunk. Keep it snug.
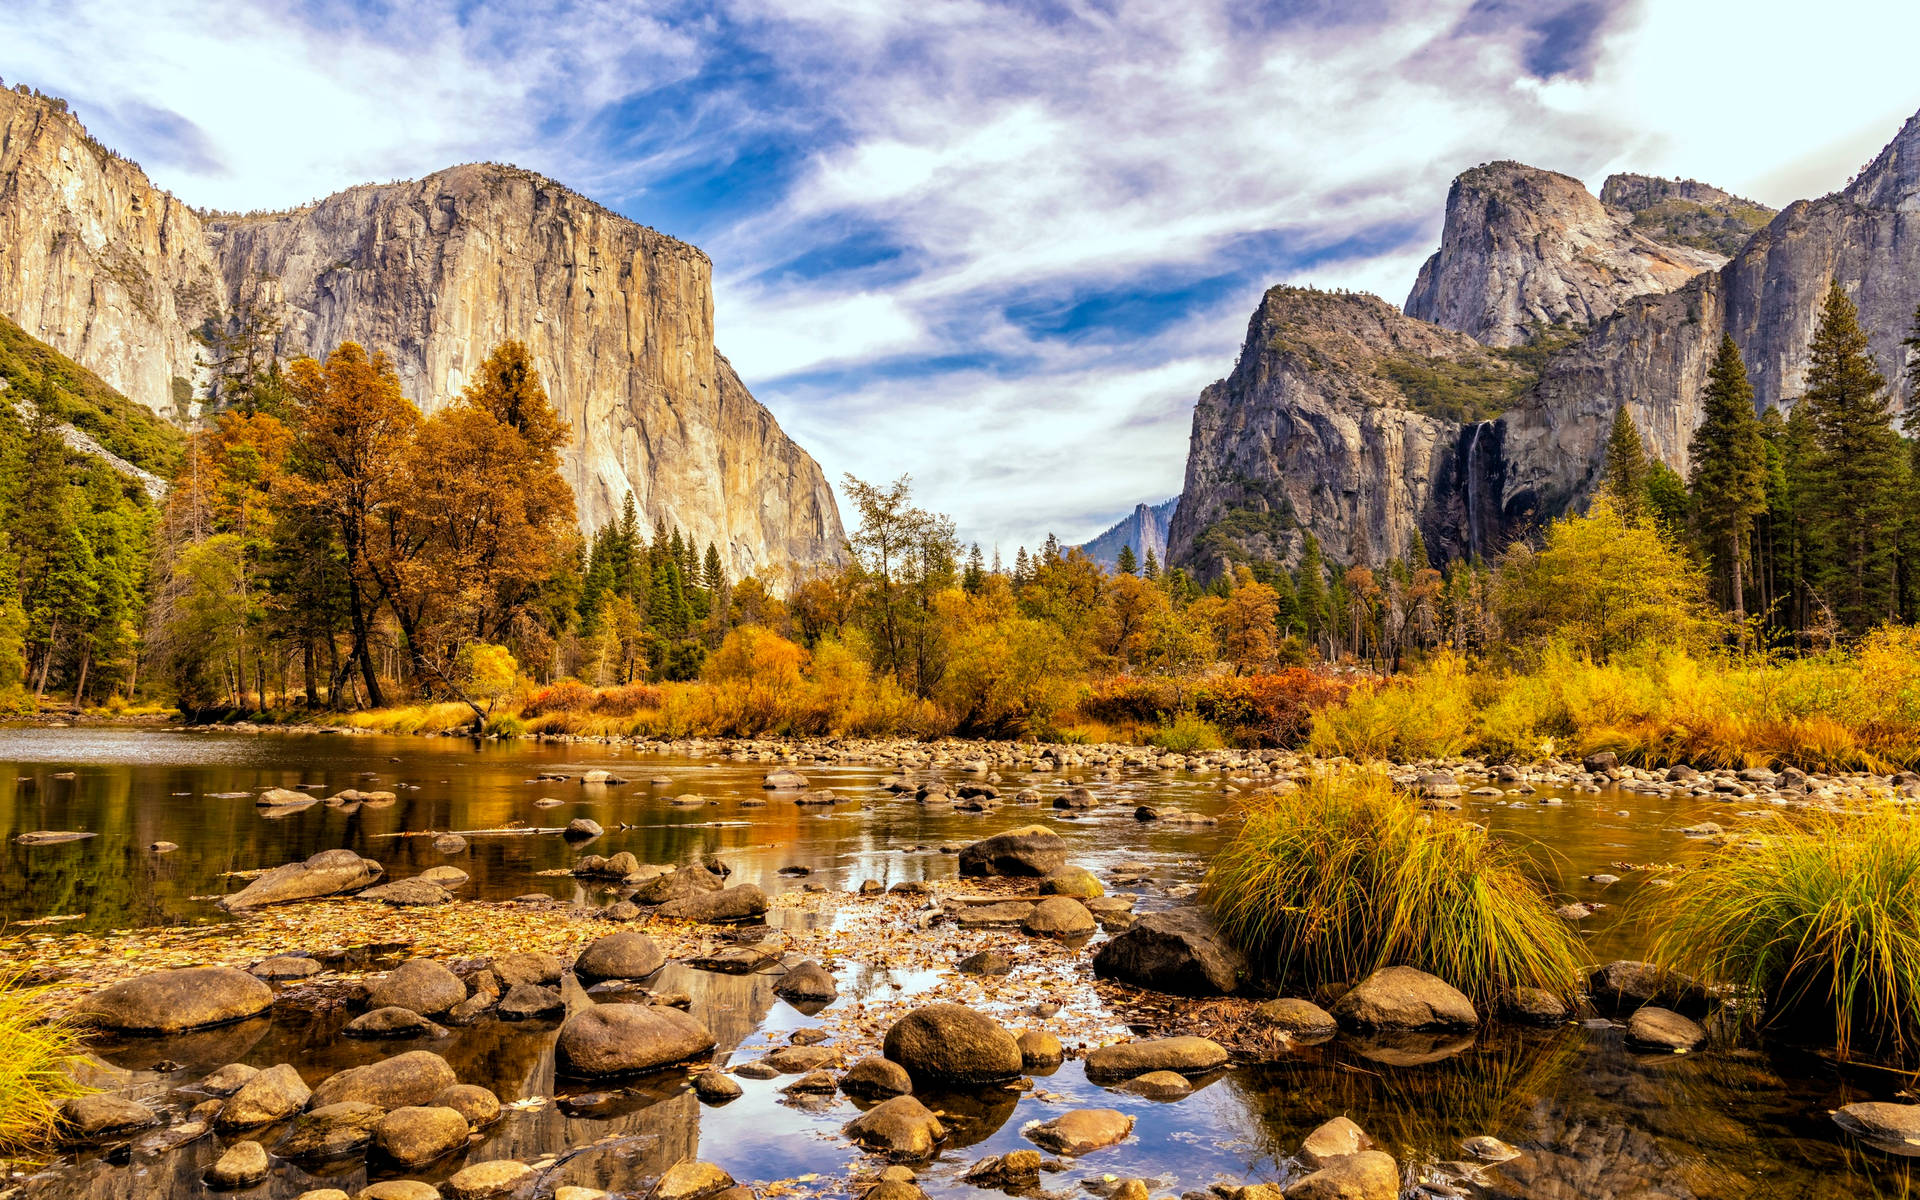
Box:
[72,647,90,711]
[303,637,320,708]
[34,618,59,702]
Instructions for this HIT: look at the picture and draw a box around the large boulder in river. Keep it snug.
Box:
[1331,967,1477,1031]
[957,826,1068,877]
[309,1051,459,1110]
[219,849,384,911]
[1091,908,1245,995]
[882,1004,1022,1085]
[554,1003,716,1077]
[657,883,767,923]
[74,967,273,1033]
[367,959,467,1015]
[573,932,666,981]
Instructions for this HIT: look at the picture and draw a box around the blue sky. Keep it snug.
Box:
[6,0,1920,554]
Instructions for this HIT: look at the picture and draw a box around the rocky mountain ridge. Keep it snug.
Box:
[1078,497,1178,570]
[1403,161,1740,347]
[0,86,845,580]
[1173,107,1920,577]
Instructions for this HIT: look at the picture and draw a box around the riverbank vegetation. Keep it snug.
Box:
[0,280,1916,775]
[1652,808,1920,1063]
[0,968,87,1153]
[1204,770,1582,1008]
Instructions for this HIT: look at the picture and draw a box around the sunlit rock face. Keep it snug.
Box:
[1173,109,1920,573]
[0,87,844,580]
[1404,161,1728,348]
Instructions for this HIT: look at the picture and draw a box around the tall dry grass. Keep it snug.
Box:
[0,969,88,1154]
[1651,807,1920,1063]
[1204,770,1582,1009]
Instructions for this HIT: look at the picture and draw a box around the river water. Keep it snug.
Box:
[2,728,1914,1199]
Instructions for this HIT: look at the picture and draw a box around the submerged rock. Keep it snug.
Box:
[446,1160,534,1200]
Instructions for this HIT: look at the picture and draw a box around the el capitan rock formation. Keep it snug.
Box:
[0,85,843,579]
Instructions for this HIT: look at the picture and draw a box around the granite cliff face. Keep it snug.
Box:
[0,89,220,419]
[1078,497,1178,570]
[1404,161,1734,347]
[1165,288,1532,573]
[1497,108,1920,528]
[0,86,844,580]
[1175,108,1918,575]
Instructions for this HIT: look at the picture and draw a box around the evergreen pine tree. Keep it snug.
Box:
[1688,335,1769,626]
[962,543,985,592]
[615,494,640,596]
[1601,403,1650,521]
[1041,532,1061,566]
[702,542,724,596]
[1295,535,1328,651]
[1013,547,1030,586]
[1271,564,1300,637]
[1801,283,1908,631]
[1407,528,1429,573]
[1116,543,1137,575]
[1142,547,1159,579]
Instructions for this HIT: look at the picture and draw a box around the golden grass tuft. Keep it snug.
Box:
[1651,806,1920,1063]
[0,968,89,1154]
[1204,769,1582,1010]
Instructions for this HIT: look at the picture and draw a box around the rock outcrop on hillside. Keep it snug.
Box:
[1173,107,1919,575]
[0,86,844,579]
[1497,108,1920,526]
[1165,288,1533,573]
[1404,161,1729,347]
[1078,498,1178,569]
[0,91,219,420]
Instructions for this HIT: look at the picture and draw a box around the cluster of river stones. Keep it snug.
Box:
[33,745,1920,1198]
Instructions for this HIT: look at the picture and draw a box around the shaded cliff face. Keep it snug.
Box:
[1078,497,1178,569]
[1166,288,1531,573]
[0,87,845,580]
[0,89,221,419]
[1404,161,1728,347]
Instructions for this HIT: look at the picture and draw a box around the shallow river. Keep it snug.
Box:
[2,728,1914,1199]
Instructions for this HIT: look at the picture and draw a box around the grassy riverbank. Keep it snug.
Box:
[288,629,1920,776]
